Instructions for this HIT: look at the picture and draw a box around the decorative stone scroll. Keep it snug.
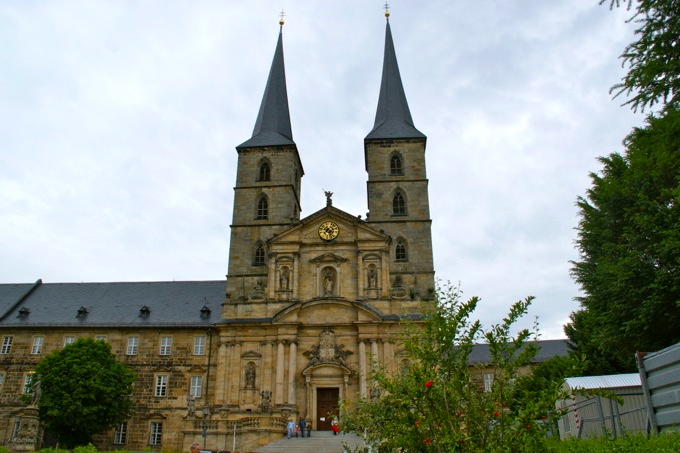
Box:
[303,327,353,367]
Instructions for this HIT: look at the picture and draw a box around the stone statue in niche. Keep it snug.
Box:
[323,268,335,295]
[279,267,289,290]
[368,268,377,288]
[245,363,256,388]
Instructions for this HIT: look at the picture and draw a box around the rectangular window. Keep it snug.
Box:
[31,336,44,354]
[114,422,127,444]
[149,422,163,445]
[0,372,5,386]
[159,336,172,355]
[155,375,168,397]
[1,336,12,354]
[483,373,494,392]
[193,336,206,355]
[23,373,34,394]
[127,336,139,355]
[95,335,107,342]
[64,336,75,346]
[190,376,203,398]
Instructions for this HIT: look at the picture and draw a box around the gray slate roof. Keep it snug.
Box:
[0,280,225,328]
[365,20,425,140]
[467,339,572,365]
[238,29,295,149]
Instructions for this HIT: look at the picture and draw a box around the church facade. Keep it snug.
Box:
[0,16,434,452]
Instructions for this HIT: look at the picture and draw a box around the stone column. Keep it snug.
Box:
[358,340,367,398]
[293,252,300,299]
[287,341,297,405]
[215,341,229,404]
[229,342,242,406]
[275,341,285,405]
[383,340,394,376]
[371,339,380,365]
[263,340,274,393]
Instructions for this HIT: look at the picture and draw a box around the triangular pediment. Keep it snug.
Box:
[269,205,389,246]
[310,252,347,264]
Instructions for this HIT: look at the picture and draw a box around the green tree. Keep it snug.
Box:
[34,337,135,448]
[601,0,680,112]
[342,284,566,452]
[568,110,680,374]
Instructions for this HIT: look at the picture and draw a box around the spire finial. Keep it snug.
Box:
[279,9,285,28]
[383,2,390,20]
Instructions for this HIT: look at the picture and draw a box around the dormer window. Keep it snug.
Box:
[200,306,211,318]
[77,306,89,318]
[140,305,151,317]
[18,307,30,318]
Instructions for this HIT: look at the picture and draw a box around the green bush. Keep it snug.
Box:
[547,432,680,452]
[72,444,99,453]
[342,283,567,452]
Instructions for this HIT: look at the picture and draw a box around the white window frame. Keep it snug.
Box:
[149,422,163,445]
[154,375,168,397]
[23,373,34,394]
[31,336,44,355]
[190,375,203,398]
[1,336,12,354]
[127,336,139,355]
[114,422,127,444]
[95,335,107,342]
[159,336,172,355]
[193,336,206,355]
[63,336,75,347]
[483,373,495,392]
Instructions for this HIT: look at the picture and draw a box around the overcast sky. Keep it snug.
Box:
[1,1,645,338]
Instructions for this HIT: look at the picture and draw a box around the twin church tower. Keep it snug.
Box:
[226,15,434,312]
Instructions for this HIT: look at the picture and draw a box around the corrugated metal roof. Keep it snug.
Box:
[565,373,641,390]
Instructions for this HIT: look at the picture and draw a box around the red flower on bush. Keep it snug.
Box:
[525,424,532,430]
[425,380,433,388]
[424,438,431,445]
[493,410,500,417]
[415,421,421,426]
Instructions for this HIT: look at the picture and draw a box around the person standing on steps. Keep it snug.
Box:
[299,417,306,438]
[287,419,295,439]
[331,418,340,435]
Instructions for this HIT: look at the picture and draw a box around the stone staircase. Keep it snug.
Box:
[248,430,366,453]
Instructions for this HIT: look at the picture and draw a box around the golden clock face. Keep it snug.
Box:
[318,221,339,241]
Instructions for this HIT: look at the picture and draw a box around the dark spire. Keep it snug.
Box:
[365,19,425,140]
[238,25,295,149]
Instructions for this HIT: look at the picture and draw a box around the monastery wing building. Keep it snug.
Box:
[0,14,434,452]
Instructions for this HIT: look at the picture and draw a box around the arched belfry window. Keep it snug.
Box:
[253,242,266,266]
[390,153,403,176]
[395,238,408,262]
[258,160,271,182]
[392,191,406,215]
[256,196,268,220]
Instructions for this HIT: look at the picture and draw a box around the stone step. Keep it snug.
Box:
[249,430,366,453]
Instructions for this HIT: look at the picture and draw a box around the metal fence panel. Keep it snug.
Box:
[637,342,680,433]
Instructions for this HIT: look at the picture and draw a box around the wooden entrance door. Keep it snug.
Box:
[316,387,339,431]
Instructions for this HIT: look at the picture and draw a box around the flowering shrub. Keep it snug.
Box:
[342,283,567,452]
